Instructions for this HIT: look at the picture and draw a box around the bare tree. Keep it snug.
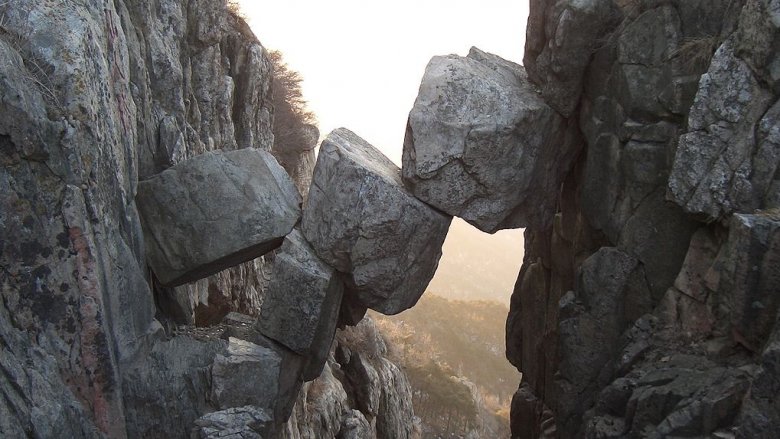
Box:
[268,50,318,164]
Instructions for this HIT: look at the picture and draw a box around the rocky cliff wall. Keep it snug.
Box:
[0,0,273,435]
[280,317,418,439]
[0,1,408,437]
[3,0,779,437]
[507,0,780,437]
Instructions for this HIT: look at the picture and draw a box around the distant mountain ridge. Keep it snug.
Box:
[428,218,524,305]
[372,294,520,438]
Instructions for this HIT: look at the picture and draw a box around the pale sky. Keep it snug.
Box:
[238,0,528,163]
[238,0,528,303]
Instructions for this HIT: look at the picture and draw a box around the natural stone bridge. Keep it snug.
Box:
[4,0,779,436]
[135,47,575,432]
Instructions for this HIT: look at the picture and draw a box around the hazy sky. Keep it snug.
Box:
[238,0,528,163]
[238,0,528,302]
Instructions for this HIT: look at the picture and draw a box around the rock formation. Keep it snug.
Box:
[0,1,412,437]
[403,48,580,232]
[2,0,779,437]
[257,230,344,380]
[303,128,451,315]
[136,148,300,287]
[280,318,418,439]
[504,0,780,437]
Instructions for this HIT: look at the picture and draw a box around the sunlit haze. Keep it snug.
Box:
[239,0,527,162]
[239,0,528,303]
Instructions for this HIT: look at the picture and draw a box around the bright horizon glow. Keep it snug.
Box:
[238,0,528,164]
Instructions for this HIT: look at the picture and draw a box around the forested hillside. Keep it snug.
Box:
[427,219,523,305]
[372,294,519,438]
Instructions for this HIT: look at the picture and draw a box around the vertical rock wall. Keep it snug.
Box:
[280,318,418,439]
[0,0,319,437]
[507,0,780,437]
[3,0,778,437]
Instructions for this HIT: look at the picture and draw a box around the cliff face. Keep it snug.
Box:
[0,1,404,437]
[3,0,779,437]
[0,0,270,435]
[281,318,418,439]
[507,0,780,437]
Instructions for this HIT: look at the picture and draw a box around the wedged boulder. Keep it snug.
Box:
[302,128,451,315]
[402,48,581,233]
[136,148,301,287]
[257,230,344,380]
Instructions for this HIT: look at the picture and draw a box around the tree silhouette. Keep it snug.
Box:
[268,50,318,171]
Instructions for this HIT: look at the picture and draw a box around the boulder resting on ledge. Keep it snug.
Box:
[136,148,301,287]
[257,229,344,380]
[402,47,581,233]
[302,128,451,315]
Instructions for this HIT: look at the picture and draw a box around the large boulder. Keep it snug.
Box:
[136,148,301,287]
[302,128,451,315]
[402,48,581,233]
[257,230,344,380]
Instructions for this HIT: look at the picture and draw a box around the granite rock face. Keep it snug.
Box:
[211,338,285,412]
[280,318,418,439]
[3,0,780,437]
[669,39,778,220]
[556,248,651,433]
[0,0,318,437]
[192,406,272,439]
[257,230,344,380]
[402,48,581,232]
[718,211,780,351]
[524,0,619,116]
[506,0,780,437]
[302,128,451,315]
[122,334,226,438]
[137,148,301,287]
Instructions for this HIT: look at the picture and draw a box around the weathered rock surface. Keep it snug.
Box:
[302,128,451,315]
[556,248,651,432]
[192,406,272,439]
[123,334,226,438]
[402,48,581,232]
[3,0,780,437]
[585,354,751,438]
[0,0,320,437]
[717,211,780,351]
[280,318,418,439]
[507,0,780,437]
[669,39,778,219]
[257,230,344,380]
[137,148,300,287]
[211,338,284,412]
[524,0,619,116]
